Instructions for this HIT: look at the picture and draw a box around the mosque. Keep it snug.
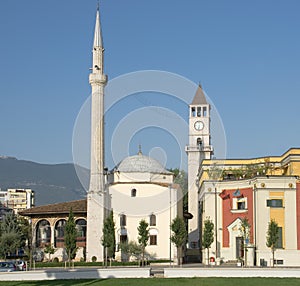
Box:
[21,7,300,267]
[21,8,182,263]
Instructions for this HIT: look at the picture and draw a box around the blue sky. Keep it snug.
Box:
[0,0,299,170]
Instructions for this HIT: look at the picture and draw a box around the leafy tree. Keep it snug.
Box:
[239,217,251,266]
[208,163,223,180]
[18,216,32,263]
[119,241,142,262]
[202,218,214,265]
[266,219,279,267]
[0,212,23,258]
[44,244,56,261]
[65,208,78,263]
[169,169,188,212]
[170,216,187,266]
[102,210,116,265]
[137,219,149,267]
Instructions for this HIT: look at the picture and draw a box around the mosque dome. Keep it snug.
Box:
[115,148,171,174]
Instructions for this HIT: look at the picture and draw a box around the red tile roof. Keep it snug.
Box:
[19,199,87,216]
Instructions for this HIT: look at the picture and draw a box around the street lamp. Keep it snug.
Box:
[214,184,218,260]
[169,184,172,267]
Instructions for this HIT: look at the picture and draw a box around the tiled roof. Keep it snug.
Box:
[19,199,87,216]
[191,84,208,105]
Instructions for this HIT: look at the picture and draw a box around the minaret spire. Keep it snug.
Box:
[93,4,103,48]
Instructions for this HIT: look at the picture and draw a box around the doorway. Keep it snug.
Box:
[236,237,244,259]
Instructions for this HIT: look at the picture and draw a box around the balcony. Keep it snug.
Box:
[185,145,213,153]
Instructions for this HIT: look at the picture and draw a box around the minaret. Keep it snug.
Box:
[186,85,213,255]
[86,6,108,262]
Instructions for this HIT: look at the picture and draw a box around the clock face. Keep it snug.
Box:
[194,121,204,131]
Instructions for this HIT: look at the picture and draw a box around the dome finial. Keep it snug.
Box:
[138,144,142,155]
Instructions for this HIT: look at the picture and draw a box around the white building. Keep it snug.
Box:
[108,150,182,261]
[0,188,35,214]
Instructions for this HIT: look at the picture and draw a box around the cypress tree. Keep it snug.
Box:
[65,208,78,263]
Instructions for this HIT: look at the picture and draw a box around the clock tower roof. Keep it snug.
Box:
[191,84,208,105]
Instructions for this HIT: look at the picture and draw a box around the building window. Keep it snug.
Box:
[276,227,283,248]
[237,201,246,210]
[149,214,156,226]
[131,188,137,197]
[197,138,202,147]
[120,235,128,244]
[267,199,283,208]
[76,219,87,247]
[54,219,66,247]
[36,219,51,248]
[197,107,201,117]
[191,107,196,117]
[274,259,284,265]
[120,214,126,227]
[203,106,207,116]
[232,198,247,212]
[150,235,157,245]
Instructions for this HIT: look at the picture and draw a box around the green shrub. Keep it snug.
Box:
[91,256,97,262]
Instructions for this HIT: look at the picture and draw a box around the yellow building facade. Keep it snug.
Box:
[197,148,300,266]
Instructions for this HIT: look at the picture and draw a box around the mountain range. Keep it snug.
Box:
[0,156,89,206]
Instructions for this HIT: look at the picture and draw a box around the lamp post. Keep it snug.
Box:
[214,184,218,260]
[169,184,172,267]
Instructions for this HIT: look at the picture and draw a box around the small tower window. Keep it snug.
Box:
[197,107,201,117]
[131,188,137,197]
[120,214,126,227]
[197,138,202,147]
[203,106,207,117]
[150,214,156,226]
[191,107,196,117]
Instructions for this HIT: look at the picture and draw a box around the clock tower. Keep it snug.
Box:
[186,84,213,251]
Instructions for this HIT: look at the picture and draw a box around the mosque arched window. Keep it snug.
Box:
[76,219,87,238]
[131,188,137,197]
[150,214,156,226]
[54,219,66,247]
[36,219,51,248]
[120,214,126,227]
[76,219,87,247]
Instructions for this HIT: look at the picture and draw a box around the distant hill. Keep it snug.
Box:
[0,157,89,206]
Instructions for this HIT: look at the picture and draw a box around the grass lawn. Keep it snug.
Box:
[0,278,299,286]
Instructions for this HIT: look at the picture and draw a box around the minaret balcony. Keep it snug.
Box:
[89,74,107,85]
[185,145,214,153]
